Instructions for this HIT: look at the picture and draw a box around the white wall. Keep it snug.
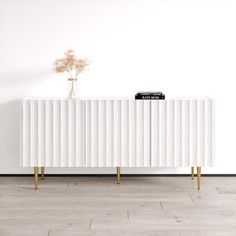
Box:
[0,0,235,174]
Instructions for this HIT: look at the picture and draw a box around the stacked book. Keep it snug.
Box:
[135,92,165,100]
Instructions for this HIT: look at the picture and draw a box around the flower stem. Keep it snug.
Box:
[69,79,75,98]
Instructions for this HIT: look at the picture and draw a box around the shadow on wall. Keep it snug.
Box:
[0,68,50,171]
[0,66,54,173]
[0,100,21,169]
[1,68,50,90]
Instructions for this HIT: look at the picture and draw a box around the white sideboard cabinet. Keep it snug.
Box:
[21,98,214,190]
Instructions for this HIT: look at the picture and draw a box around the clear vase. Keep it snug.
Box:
[68,78,78,98]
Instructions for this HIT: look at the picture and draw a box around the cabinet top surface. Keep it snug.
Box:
[22,97,213,101]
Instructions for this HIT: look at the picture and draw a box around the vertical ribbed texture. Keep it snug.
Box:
[159,101,167,167]
[52,100,60,167]
[144,101,151,167]
[106,100,114,167]
[37,100,45,167]
[68,99,76,167]
[174,100,182,167]
[167,100,174,167]
[114,100,121,167]
[75,100,83,166]
[91,100,98,167]
[98,100,106,167]
[30,100,38,167]
[21,98,214,167]
[45,100,53,167]
[121,100,129,167]
[128,100,136,167]
[182,100,190,166]
[150,101,159,167]
[85,100,91,167]
[136,101,144,167]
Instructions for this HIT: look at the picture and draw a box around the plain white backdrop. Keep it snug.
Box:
[0,0,235,174]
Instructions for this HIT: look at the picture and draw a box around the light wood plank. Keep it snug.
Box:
[1,177,236,235]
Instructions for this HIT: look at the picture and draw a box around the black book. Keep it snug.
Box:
[135,92,165,100]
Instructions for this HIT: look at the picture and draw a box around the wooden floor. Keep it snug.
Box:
[0,176,236,236]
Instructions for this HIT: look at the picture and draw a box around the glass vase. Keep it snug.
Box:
[68,78,78,98]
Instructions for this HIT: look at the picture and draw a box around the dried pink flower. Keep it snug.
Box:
[54,49,90,78]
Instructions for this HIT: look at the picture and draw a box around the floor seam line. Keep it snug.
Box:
[127,209,130,219]
[160,201,164,210]
[89,219,92,230]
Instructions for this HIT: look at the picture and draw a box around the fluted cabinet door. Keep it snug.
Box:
[21,99,84,167]
[85,100,151,167]
[151,99,214,167]
[21,98,214,168]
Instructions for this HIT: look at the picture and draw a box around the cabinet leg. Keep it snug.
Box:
[117,167,120,184]
[34,167,39,190]
[197,167,201,190]
[191,167,194,180]
[41,167,45,180]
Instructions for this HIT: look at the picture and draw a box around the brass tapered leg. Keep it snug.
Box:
[191,167,194,180]
[197,167,201,190]
[34,167,39,190]
[117,167,120,184]
[41,167,45,180]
